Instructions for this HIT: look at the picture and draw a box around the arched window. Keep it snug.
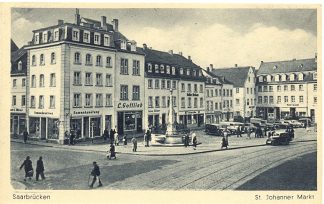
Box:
[154,64,159,73]
[281,74,287,81]
[266,75,272,82]
[172,67,176,75]
[51,52,56,64]
[180,68,183,75]
[74,52,81,64]
[18,61,22,71]
[147,63,152,72]
[32,55,36,66]
[274,74,280,82]
[258,76,263,82]
[160,65,165,73]
[106,56,111,67]
[40,54,45,65]
[39,74,44,87]
[96,55,102,66]
[86,54,92,65]
[166,65,170,74]
[289,73,295,81]
[298,73,304,81]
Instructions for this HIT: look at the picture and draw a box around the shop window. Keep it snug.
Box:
[124,113,136,131]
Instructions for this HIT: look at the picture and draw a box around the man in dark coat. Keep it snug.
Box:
[108,144,116,160]
[109,129,115,145]
[70,130,75,145]
[146,129,151,147]
[236,126,242,137]
[23,129,28,143]
[19,156,33,181]
[36,156,45,181]
[89,161,102,188]
[103,128,109,141]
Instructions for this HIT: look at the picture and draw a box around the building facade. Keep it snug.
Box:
[256,56,317,122]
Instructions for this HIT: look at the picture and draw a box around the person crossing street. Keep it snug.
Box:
[89,161,102,188]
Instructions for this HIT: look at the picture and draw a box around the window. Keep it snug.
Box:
[51,52,56,64]
[39,95,44,109]
[54,30,59,41]
[181,97,185,108]
[282,74,287,81]
[167,80,171,89]
[258,96,262,104]
[226,89,229,96]
[269,96,274,104]
[85,73,92,85]
[289,73,295,81]
[258,86,262,92]
[313,73,317,80]
[148,97,153,108]
[162,96,166,107]
[188,98,192,108]
[210,101,213,110]
[263,96,268,104]
[83,31,90,43]
[96,94,103,107]
[230,90,233,97]
[39,74,44,87]
[291,85,295,91]
[194,84,198,93]
[21,95,26,107]
[291,96,295,103]
[247,99,250,106]
[277,96,281,103]
[236,99,240,105]
[30,96,36,108]
[206,90,209,97]
[277,85,281,92]
[94,33,100,45]
[299,96,304,103]
[298,73,304,81]
[275,74,280,82]
[86,54,92,65]
[74,52,81,64]
[96,73,103,86]
[269,86,273,92]
[172,81,176,89]
[223,89,226,96]
[263,86,268,92]
[148,79,152,89]
[215,102,218,110]
[172,96,177,107]
[96,55,102,66]
[230,100,233,108]
[187,84,191,92]
[258,76,263,82]
[31,75,36,88]
[166,66,170,74]
[105,74,112,86]
[155,96,160,107]
[314,97,317,104]
[35,33,39,44]
[120,85,128,100]
[154,65,159,73]
[18,61,22,70]
[215,89,218,96]
[104,35,110,46]
[12,96,16,106]
[299,85,304,91]
[172,67,176,75]
[72,29,79,41]
[12,79,16,88]
[180,68,183,75]
[121,40,127,50]
[266,75,272,82]
[120,58,128,74]
[73,72,81,85]
[200,84,203,93]
[85,94,92,107]
[32,55,36,66]
[73,93,81,107]
[181,83,185,92]
[160,65,165,73]
[22,78,26,87]
[106,57,112,67]
[161,80,166,89]
[313,84,317,91]
[155,79,160,89]
[210,89,214,97]
[284,96,288,103]
[106,94,112,107]
[50,95,55,108]
[200,98,203,108]
[132,86,140,100]
[148,64,152,72]
[133,60,140,75]
[284,85,288,91]
[186,69,190,76]
[247,88,249,94]
[40,54,45,65]
[50,73,56,87]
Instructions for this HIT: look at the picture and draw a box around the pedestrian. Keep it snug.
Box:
[236,126,241,137]
[191,131,197,150]
[19,156,33,181]
[23,129,28,144]
[143,133,147,147]
[103,128,109,141]
[64,131,69,145]
[131,136,137,152]
[108,144,116,159]
[70,130,75,145]
[221,136,228,149]
[109,129,115,144]
[184,132,189,147]
[114,131,119,146]
[123,135,127,145]
[247,127,251,139]
[36,156,45,181]
[264,127,267,137]
[89,161,103,188]
[146,129,151,147]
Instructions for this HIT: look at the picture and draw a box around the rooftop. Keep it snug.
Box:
[211,66,254,87]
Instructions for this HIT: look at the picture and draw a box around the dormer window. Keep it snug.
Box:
[266,75,272,82]
[166,65,170,74]
[83,31,90,43]
[180,68,183,75]
[172,67,176,75]
[273,65,278,70]
[281,74,287,81]
[154,64,159,73]
[147,63,152,72]
[258,76,263,82]
[54,29,59,41]
[94,33,100,45]
[35,33,39,44]
[121,40,127,50]
[18,61,22,71]
[274,74,280,82]
[289,73,295,81]
[160,65,165,73]
[42,32,48,43]
[298,73,304,81]
[193,70,197,76]
[104,34,110,46]
[186,69,190,76]
[72,29,79,41]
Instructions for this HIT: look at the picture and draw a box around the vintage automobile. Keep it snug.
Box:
[205,124,229,136]
[266,130,291,145]
[298,118,312,127]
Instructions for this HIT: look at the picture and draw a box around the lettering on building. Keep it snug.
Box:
[117,102,143,109]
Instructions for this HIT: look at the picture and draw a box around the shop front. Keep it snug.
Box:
[29,116,60,140]
[10,112,26,137]
[179,111,204,127]
[117,111,142,135]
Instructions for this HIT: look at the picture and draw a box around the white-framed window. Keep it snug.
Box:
[30,96,36,108]
[50,73,56,87]
[40,54,45,65]
[291,85,295,91]
[73,93,82,107]
[277,96,281,103]
[132,86,140,100]
[266,75,271,82]
[269,96,274,104]
[162,96,166,108]
[22,78,26,87]
[73,72,82,85]
[187,84,191,92]
[284,96,288,103]
[155,96,160,107]
[106,57,112,67]
[166,65,170,74]
[96,55,102,67]
[289,73,295,81]
[314,97,317,104]
[21,95,26,107]
[172,81,176,89]
[258,76,263,82]
[54,29,59,41]
[18,61,22,71]
[148,63,152,72]
[181,83,185,92]
[154,64,159,73]
[160,65,165,73]
[86,54,92,65]
[186,69,190,75]
[148,96,153,108]
[298,73,304,81]
[133,60,140,75]
[39,95,44,109]
[74,52,81,64]
[96,94,103,107]
[104,35,110,46]
[167,80,171,89]
[172,67,176,75]
[120,58,128,74]
[291,96,295,103]
[85,73,92,85]
[72,29,80,41]
[50,95,55,108]
[85,93,92,107]
[120,85,128,100]
[51,52,56,64]
[148,79,152,89]
[94,33,100,45]
[12,95,16,106]
[155,79,160,89]
[106,94,112,107]
[180,68,183,75]
[42,32,48,43]
[284,85,288,91]
[194,98,198,108]
[35,33,39,44]
[83,31,90,43]
[105,74,112,86]
[161,80,166,89]
[277,85,281,92]
[96,73,103,86]
[12,79,17,88]
[299,85,304,91]
[181,97,185,108]
[39,74,44,87]
[32,55,36,66]
[121,40,127,50]
[313,73,317,80]
[299,96,304,103]
[31,75,36,88]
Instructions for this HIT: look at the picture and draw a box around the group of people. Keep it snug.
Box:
[19,156,45,182]
[184,131,197,150]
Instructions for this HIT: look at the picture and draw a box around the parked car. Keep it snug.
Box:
[287,120,304,128]
[298,118,312,127]
[205,124,223,136]
[266,130,291,145]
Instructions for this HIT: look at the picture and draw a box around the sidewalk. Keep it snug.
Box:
[11,129,317,156]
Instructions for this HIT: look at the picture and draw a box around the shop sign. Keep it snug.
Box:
[33,111,54,115]
[10,108,24,112]
[287,104,299,107]
[187,111,197,114]
[187,93,199,96]
[117,102,143,109]
[148,109,160,113]
[73,110,100,115]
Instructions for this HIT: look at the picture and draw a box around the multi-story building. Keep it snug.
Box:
[142,47,206,129]
[10,41,27,136]
[256,55,317,122]
[211,65,256,121]
[24,9,144,143]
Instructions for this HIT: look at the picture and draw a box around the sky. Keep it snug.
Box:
[11,7,317,69]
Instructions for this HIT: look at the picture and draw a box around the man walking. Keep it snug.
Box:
[89,161,102,188]
[236,126,241,137]
[131,136,137,152]
[146,129,151,147]
[23,129,28,144]
[19,156,33,181]
[36,156,45,181]
[109,129,115,144]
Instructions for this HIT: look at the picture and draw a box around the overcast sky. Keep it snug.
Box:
[12,8,317,69]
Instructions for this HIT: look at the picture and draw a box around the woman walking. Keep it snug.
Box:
[19,156,33,181]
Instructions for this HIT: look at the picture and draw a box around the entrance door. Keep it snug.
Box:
[162,114,166,125]
[290,108,296,118]
[41,118,46,139]
[310,109,315,121]
[83,117,89,138]
[117,112,124,135]
[136,117,142,132]
[148,115,153,127]
[154,115,159,127]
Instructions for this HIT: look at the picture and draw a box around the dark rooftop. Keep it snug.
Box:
[211,66,254,87]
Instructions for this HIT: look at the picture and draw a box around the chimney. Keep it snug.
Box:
[207,67,210,72]
[261,61,263,64]
[75,8,80,26]
[101,16,107,28]
[210,64,213,69]
[143,43,147,50]
[112,19,119,32]
[188,56,191,61]
[234,64,238,67]
[179,52,182,56]
[168,50,173,55]
[58,19,64,25]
